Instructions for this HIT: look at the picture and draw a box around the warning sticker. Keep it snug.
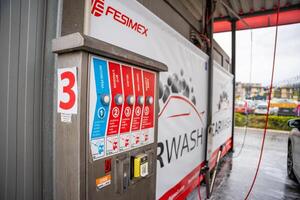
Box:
[120,133,131,151]
[106,135,119,155]
[96,174,111,190]
[131,131,141,148]
[91,138,105,160]
[60,113,72,123]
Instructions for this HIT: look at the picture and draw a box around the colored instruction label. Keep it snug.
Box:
[120,65,134,133]
[131,68,144,147]
[91,58,110,140]
[141,71,156,129]
[106,61,123,155]
[119,65,134,151]
[132,68,144,131]
[107,61,123,135]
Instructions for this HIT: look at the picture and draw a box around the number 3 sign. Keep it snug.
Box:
[57,67,78,114]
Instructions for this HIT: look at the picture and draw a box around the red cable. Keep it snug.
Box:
[198,184,202,200]
[244,1,281,199]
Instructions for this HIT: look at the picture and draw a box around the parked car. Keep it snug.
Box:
[278,107,295,116]
[235,100,255,114]
[272,99,298,116]
[245,100,256,112]
[287,118,300,183]
[294,104,300,117]
[254,103,277,115]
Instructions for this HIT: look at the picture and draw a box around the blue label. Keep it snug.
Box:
[91,57,110,139]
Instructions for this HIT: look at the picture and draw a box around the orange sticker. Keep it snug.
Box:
[96,174,111,189]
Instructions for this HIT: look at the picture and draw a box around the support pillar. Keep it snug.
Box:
[205,0,215,198]
[231,19,237,151]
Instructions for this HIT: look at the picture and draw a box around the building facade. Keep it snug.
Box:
[235,82,300,100]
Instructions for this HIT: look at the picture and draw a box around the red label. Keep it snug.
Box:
[141,71,155,129]
[131,68,144,131]
[59,71,76,110]
[120,65,134,133]
[107,62,123,135]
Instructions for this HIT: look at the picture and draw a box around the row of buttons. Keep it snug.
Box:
[101,95,153,106]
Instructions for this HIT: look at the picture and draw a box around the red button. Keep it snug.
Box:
[105,159,112,173]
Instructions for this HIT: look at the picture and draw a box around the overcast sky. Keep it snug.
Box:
[214,23,300,86]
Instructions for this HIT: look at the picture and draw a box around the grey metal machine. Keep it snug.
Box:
[52,33,167,200]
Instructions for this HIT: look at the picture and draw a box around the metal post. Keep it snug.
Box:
[231,20,237,152]
[205,1,214,162]
[204,0,215,198]
[42,0,60,199]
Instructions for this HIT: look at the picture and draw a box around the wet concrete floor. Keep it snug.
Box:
[189,127,300,200]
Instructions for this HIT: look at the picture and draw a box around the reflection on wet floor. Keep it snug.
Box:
[188,127,300,200]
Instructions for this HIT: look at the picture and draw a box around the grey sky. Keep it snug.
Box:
[214,23,300,86]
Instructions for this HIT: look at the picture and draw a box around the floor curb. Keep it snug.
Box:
[234,126,290,134]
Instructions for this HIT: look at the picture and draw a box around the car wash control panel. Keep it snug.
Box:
[88,55,157,199]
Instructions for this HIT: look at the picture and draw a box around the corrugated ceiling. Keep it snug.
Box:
[179,0,300,32]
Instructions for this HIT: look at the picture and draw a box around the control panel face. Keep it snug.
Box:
[89,56,156,161]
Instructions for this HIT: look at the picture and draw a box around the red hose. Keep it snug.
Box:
[198,185,202,200]
[244,1,281,199]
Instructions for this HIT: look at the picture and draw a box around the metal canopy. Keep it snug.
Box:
[179,0,300,32]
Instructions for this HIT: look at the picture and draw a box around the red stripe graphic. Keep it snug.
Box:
[159,137,233,200]
[159,161,206,200]
[158,95,205,125]
[167,112,191,118]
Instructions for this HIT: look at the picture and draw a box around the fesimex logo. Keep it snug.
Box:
[91,0,149,37]
[91,0,105,17]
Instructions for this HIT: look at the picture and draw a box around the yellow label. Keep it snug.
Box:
[134,157,141,178]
